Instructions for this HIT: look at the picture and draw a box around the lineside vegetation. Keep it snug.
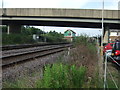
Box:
[1,26,66,45]
[3,33,100,88]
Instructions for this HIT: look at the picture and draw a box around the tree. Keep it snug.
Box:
[43,31,64,42]
[21,26,45,35]
[0,25,7,33]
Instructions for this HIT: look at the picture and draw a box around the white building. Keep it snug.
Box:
[109,29,120,42]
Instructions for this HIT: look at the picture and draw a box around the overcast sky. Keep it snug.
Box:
[1,0,119,9]
[0,0,119,36]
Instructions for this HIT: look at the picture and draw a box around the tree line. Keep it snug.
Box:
[1,26,66,45]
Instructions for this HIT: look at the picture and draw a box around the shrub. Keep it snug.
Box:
[74,34,96,53]
[36,63,86,88]
[2,33,35,45]
[74,34,89,46]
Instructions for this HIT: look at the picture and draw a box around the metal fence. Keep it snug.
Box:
[104,54,120,89]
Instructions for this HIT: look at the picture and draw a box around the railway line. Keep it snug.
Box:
[2,42,70,51]
[2,43,72,68]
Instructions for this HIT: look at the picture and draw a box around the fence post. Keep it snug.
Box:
[118,68,120,89]
[104,54,107,89]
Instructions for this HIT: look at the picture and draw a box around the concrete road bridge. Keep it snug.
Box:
[0,8,120,43]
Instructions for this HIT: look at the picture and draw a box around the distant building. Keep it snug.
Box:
[109,29,120,42]
[64,29,76,42]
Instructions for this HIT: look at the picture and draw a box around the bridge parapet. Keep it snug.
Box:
[0,8,119,19]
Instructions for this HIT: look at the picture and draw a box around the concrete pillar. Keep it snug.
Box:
[103,26,110,43]
[7,24,21,34]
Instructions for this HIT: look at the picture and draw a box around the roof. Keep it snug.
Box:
[64,29,76,34]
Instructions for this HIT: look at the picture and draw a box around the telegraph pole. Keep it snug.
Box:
[101,0,104,51]
[118,1,120,89]
[100,0,104,56]
[2,0,3,8]
[101,0,106,89]
[2,0,3,14]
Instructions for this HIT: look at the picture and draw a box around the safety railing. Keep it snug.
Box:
[104,54,120,89]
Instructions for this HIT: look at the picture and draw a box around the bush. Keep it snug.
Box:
[74,34,88,45]
[2,33,35,45]
[36,63,86,88]
[74,34,96,53]
[41,31,65,43]
[3,63,86,88]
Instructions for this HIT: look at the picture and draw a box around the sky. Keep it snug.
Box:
[0,0,120,36]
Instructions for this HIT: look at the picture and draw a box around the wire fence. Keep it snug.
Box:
[104,54,120,89]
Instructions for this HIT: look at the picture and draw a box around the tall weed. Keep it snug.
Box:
[74,34,96,53]
[36,63,86,88]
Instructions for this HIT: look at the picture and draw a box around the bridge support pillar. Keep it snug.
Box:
[103,26,110,44]
[7,24,21,34]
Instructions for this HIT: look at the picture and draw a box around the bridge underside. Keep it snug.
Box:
[2,20,120,29]
[1,16,120,29]
[1,16,120,43]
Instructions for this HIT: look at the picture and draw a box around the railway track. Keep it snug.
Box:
[2,42,69,51]
[2,43,72,68]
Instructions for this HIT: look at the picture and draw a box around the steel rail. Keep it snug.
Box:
[2,42,70,51]
[2,44,72,68]
[2,45,67,58]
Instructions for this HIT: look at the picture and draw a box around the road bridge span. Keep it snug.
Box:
[0,8,120,43]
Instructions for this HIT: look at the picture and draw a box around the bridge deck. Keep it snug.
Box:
[0,8,119,19]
